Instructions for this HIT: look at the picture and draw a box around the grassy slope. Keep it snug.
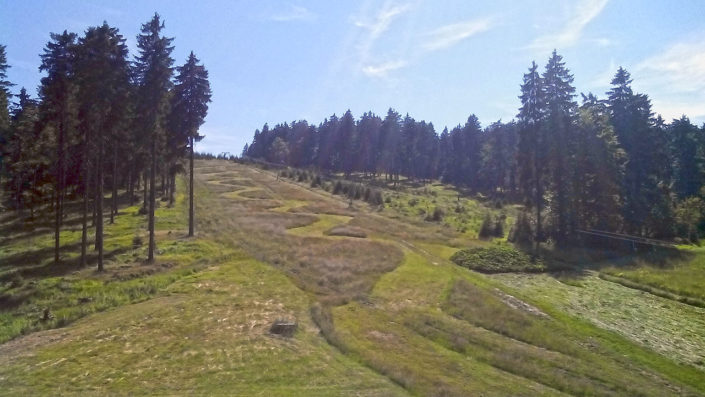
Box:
[1,159,704,396]
[0,168,405,396]
[600,247,705,303]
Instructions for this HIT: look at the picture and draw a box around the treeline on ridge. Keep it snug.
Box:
[245,51,705,246]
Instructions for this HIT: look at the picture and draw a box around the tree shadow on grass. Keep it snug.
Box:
[0,244,130,282]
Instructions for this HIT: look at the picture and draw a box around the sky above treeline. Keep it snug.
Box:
[1,0,704,154]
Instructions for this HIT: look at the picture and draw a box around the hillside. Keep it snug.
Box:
[1,159,705,396]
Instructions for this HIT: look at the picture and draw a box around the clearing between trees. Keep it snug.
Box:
[1,159,704,396]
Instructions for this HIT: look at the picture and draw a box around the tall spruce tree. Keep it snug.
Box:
[135,13,174,261]
[39,30,77,264]
[379,109,401,183]
[0,45,14,193]
[171,51,211,237]
[75,23,131,271]
[573,94,624,231]
[542,51,577,244]
[669,116,703,199]
[607,68,672,236]
[517,61,547,249]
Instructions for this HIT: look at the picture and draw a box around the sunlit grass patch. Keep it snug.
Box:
[287,214,352,237]
[601,250,705,303]
[492,271,705,371]
[332,302,561,396]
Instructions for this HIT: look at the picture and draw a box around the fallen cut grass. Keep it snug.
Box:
[338,245,705,396]
[333,302,563,396]
[601,249,705,304]
[450,244,547,273]
[493,271,705,370]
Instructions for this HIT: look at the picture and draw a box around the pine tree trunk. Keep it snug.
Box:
[54,116,63,264]
[128,163,134,206]
[110,144,117,224]
[81,134,90,267]
[142,170,148,211]
[534,145,542,254]
[92,173,97,230]
[93,183,98,250]
[169,170,175,206]
[189,136,195,237]
[97,136,104,271]
[148,134,156,263]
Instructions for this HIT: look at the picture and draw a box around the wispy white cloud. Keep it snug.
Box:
[527,0,609,52]
[354,1,414,78]
[635,39,705,94]
[421,18,494,51]
[361,60,408,77]
[268,4,316,22]
[353,2,412,38]
[633,36,705,121]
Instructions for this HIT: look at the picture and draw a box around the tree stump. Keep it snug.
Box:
[269,319,297,337]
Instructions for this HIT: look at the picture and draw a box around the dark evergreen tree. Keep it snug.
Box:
[75,23,131,271]
[339,109,356,176]
[517,61,547,249]
[0,44,13,185]
[39,30,78,264]
[357,111,382,177]
[4,88,41,213]
[171,51,211,237]
[480,121,518,197]
[135,13,174,262]
[607,67,672,236]
[542,50,577,244]
[669,116,703,199]
[573,94,623,231]
[379,108,401,182]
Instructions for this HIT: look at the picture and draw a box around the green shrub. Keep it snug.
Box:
[426,206,445,222]
[493,216,505,237]
[509,211,533,246]
[450,246,546,273]
[478,213,494,239]
[347,183,363,200]
[492,213,506,237]
[333,180,343,195]
[408,198,419,207]
[310,175,322,188]
[366,189,384,206]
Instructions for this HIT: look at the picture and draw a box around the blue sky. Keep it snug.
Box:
[1,0,704,154]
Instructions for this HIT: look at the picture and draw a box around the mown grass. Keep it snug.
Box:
[338,244,705,396]
[493,271,705,370]
[601,249,705,303]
